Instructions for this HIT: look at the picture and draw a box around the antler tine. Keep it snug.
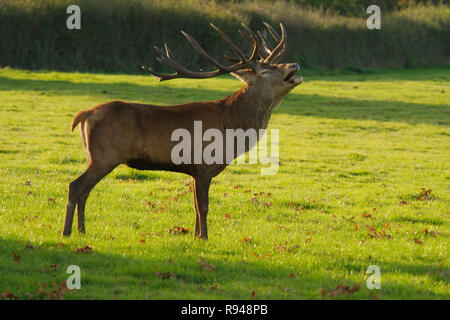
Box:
[262,22,287,63]
[264,22,287,63]
[236,29,260,61]
[208,23,248,63]
[247,33,259,61]
[142,63,229,81]
[262,21,281,42]
[141,45,178,81]
[164,43,176,60]
[180,31,232,71]
[224,38,257,63]
[271,43,287,63]
[141,66,176,82]
[143,45,226,81]
[223,54,241,63]
[239,23,267,61]
[257,30,273,55]
[153,46,194,75]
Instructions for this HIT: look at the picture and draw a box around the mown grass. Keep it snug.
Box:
[0,67,449,299]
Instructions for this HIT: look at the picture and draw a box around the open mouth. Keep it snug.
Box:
[284,70,298,82]
[284,69,303,85]
[283,64,303,84]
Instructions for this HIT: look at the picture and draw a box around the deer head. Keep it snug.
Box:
[142,22,302,102]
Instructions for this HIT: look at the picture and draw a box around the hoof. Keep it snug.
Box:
[195,234,208,241]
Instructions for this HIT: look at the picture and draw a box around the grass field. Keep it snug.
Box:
[0,67,448,299]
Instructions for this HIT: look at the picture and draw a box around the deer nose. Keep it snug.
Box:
[290,63,300,70]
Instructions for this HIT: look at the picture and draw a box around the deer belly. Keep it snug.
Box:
[125,158,158,170]
[125,158,191,175]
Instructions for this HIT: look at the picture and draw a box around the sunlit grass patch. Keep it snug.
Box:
[0,67,448,299]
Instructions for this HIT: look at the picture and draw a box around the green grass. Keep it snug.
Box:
[0,67,448,299]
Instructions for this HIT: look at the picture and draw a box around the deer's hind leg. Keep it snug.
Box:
[63,164,116,236]
[75,165,116,234]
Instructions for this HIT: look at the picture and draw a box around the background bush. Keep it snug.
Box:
[0,0,448,73]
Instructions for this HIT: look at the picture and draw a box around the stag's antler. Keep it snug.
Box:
[260,22,287,63]
[142,22,287,82]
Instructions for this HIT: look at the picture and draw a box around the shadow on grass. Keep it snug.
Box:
[0,237,447,299]
[0,75,448,126]
[0,75,229,105]
[114,170,160,181]
[281,200,326,211]
[393,216,445,226]
[301,68,450,82]
[278,93,449,126]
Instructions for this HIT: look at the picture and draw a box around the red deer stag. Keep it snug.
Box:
[63,22,302,239]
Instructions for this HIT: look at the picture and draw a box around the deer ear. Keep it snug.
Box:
[231,69,257,84]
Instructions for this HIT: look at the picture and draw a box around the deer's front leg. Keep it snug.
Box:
[192,175,212,240]
[192,177,200,237]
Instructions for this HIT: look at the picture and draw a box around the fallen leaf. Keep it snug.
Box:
[361,212,375,220]
[1,290,18,300]
[155,271,176,280]
[415,188,433,201]
[253,252,272,259]
[242,237,252,243]
[30,281,70,299]
[324,284,361,297]
[424,228,440,236]
[369,292,379,299]
[75,245,93,254]
[198,258,215,272]
[166,226,189,235]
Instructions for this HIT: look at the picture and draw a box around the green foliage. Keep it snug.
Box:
[0,67,449,299]
[0,0,448,73]
[292,0,448,16]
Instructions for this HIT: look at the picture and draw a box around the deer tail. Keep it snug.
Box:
[71,110,94,132]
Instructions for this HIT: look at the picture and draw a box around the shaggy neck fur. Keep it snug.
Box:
[220,83,282,132]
